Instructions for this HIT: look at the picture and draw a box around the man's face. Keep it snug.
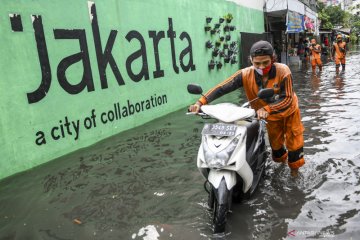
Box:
[251,55,272,69]
[311,39,316,45]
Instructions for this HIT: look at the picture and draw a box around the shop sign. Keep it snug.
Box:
[286,11,304,33]
[304,16,315,33]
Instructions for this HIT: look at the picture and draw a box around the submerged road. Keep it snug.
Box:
[0,45,360,240]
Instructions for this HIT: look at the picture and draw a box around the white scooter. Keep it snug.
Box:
[187,84,274,233]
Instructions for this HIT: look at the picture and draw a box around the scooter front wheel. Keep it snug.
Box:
[213,199,228,233]
[211,178,231,233]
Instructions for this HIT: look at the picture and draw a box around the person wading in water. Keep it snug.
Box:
[189,40,305,177]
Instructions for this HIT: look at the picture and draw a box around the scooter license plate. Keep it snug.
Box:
[202,123,237,136]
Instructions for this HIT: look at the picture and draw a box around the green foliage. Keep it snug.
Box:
[354,20,360,31]
[318,10,333,29]
[350,15,360,40]
[318,2,360,41]
[318,3,348,29]
[324,5,345,26]
[350,32,358,43]
[317,1,326,12]
[224,13,233,21]
[343,12,352,28]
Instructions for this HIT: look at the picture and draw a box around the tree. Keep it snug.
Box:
[317,1,360,42]
[318,10,333,29]
[324,5,345,27]
[351,17,360,42]
[343,12,352,28]
[317,1,333,29]
[317,2,346,28]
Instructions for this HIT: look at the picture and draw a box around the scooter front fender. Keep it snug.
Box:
[208,170,236,190]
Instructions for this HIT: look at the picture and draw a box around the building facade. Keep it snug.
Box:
[264,0,319,64]
[349,0,360,15]
[0,0,266,180]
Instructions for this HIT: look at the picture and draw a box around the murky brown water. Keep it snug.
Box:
[1,45,360,240]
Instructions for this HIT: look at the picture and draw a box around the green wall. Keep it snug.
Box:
[0,0,264,179]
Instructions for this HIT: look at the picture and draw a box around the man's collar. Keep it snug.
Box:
[268,64,276,79]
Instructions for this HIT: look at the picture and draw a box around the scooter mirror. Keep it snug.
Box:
[257,88,274,99]
[187,84,203,95]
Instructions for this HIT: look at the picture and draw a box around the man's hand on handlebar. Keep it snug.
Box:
[188,101,202,113]
[257,108,269,120]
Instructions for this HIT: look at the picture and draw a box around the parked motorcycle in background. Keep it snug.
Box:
[187,84,274,233]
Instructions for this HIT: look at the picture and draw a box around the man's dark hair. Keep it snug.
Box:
[250,40,274,57]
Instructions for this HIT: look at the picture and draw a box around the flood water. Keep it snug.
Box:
[1,45,360,240]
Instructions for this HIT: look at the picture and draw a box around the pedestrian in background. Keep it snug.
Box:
[304,38,310,65]
[309,39,322,73]
[331,34,347,74]
[297,39,305,62]
[324,37,329,47]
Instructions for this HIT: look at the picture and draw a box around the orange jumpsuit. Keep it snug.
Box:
[198,63,305,170]
[309,44,322,69]
[333,41,346,67]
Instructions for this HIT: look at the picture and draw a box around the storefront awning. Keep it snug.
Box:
[336,28,351,34]
[265,0,305,15]
[266,0,319,35]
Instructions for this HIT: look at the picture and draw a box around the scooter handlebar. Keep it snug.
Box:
[252,117,268,124]
[186,112,207,116]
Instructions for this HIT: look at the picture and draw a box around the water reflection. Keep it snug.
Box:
[286,47,360,240]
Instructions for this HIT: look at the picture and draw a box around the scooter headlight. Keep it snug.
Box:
[203,137,239,168]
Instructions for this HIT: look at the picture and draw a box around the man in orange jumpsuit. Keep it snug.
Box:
[189,41,305,176]
[331,34,347,73]
[309,39,322,73]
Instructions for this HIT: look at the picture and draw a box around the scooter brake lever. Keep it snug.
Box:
[185,112,207,116]
[252,117,267,124]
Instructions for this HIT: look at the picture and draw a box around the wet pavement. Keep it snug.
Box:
[1,45,360,240]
